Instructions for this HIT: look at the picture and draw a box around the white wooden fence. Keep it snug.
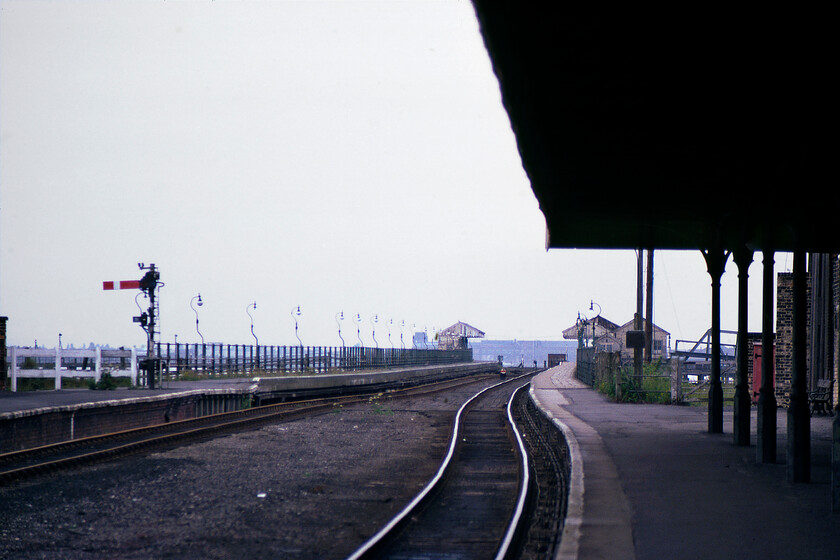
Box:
[7,346,138,391]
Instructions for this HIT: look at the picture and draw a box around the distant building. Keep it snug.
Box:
[438,322,485,350]
[613,319,670,361]
[561,315,620,347]
[413,332,436,349]
[470,339,578,367]
[562,315,670,361]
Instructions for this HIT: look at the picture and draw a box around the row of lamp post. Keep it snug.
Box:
[185,297,308,348]
[335,313,418,349]
[186,297,430,351]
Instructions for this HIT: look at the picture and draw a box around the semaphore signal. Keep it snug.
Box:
[103,263,163,389]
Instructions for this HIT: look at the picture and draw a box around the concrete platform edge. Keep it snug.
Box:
[529,364,636,560]
[529,383,583,560]
[0,387,255,421]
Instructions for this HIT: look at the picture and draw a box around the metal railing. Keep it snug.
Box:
[154,343,472,376]
[5,343,473,390]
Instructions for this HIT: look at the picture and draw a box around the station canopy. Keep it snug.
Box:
[469,5,838,253]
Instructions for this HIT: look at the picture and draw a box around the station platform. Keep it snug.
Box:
[531,363,840,560]
[0,362,499,453]
[0,362,498,416]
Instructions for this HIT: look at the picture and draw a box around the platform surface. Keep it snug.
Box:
[531,363,840,560]
[0,378,254,415]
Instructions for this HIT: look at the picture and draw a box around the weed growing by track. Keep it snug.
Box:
[369,393,394,415]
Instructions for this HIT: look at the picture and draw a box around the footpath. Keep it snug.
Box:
[531,363,840,560]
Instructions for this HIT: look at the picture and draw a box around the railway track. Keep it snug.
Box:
[512,383,570,559]
[0,373,499,486]
[347,373,539,560]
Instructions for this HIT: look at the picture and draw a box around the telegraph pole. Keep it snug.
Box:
[634,249,644,385]
[645,249,654,363]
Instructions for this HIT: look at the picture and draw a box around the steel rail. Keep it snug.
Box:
[513,386,567,558]
[346,372,536,560]
[496,381,533,559]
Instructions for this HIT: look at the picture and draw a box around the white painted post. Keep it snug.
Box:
[55,347,62,390]
[10,346,17,392]
[95,346,102,382]
[130,347,138,385]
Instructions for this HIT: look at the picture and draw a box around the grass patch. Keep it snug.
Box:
[11,373,133,391]
[88,372,122,390]
[596,360,673,404]
[13,377,56,391]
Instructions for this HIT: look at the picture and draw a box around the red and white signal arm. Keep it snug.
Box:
[103,280,141,290]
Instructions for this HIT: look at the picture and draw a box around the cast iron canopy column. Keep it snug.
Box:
[757,250,776,463]
[733,247,754,446]
[703,247,731,434]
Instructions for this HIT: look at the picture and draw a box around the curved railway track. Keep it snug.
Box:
[0,373,499,486]
[511,384,570,559]
[348,373,538,560]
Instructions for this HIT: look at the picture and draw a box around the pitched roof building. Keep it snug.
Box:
[561,315,620,347]
[438,322,485,350]
[563,315,670,361]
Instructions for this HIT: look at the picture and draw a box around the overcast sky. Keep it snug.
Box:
[1,0,791,350]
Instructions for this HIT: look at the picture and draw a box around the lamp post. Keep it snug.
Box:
[291,306,302,347]
[354,313,363,346]
[191,294,204,344]
[370,314,379,349]
[589,300,601,347]
[387,318,394,349]
[400,320,406,350]
[247,301,258,370]
[336,311,345,347]
[246,302,258,346]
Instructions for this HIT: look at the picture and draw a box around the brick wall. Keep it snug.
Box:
[775,272,796,406]
[775,259,840,408]
[0,391,246,453]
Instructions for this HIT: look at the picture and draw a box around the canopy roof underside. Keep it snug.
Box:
[470,5,838,252]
